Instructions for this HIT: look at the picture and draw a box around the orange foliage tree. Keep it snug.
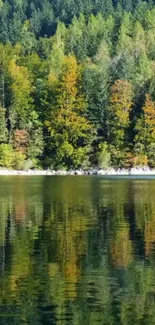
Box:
[13,129,29,154]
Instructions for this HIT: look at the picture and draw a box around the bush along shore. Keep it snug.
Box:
[0,167,155,176]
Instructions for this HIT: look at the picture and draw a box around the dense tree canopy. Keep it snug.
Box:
[1,0,155,168]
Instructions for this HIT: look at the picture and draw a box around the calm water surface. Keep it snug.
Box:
[0,176,155,324]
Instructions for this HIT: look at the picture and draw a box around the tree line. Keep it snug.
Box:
[1,2,155,169]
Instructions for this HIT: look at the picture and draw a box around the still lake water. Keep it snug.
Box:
[0,176,155,324]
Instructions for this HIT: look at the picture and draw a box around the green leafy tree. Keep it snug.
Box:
[134,94,155,166]
[97,142,111,169]
[0,144,14,168]
[9,59,33,133]
[0,107,8,143]
[46,55,94,168]
[109,80,133,165]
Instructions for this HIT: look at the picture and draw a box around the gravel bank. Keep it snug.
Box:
[0,167,155,176]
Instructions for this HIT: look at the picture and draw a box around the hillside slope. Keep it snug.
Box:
[0,0,155,169]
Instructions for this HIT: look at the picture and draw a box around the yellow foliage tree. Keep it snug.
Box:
[9,59,32,117]
[110,80,133,128]
[135,94,155,167]
[46,55,94,168]
[142,94,155,135]
[109,80,133,166]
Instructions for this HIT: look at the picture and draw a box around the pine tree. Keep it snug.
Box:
[0,107,8,143]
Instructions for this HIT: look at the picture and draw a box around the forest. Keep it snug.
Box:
[1,0,155,169]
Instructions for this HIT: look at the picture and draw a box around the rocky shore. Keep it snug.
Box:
[0,167,155,176]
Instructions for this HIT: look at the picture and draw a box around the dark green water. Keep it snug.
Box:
[0,176,155,324]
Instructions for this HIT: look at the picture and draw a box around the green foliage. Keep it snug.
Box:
[24,158,41,169]
[0,107,8,143]
[109,80,133,155]
[0,144,14,168]
[27,128,44,159]
[109,146,126,168]
[46,55,94,168]
[1,3,155,168]
[134,94,155,167]
[133,154,148,166]
[97,142,111,169]
[9,59,33,128]
[13,150,26,170]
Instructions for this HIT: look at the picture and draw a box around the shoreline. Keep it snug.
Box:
[0,167,155,176]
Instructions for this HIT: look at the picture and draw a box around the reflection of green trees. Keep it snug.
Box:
[1,177,155,323]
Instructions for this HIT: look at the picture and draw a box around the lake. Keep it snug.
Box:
[0,176,155,324]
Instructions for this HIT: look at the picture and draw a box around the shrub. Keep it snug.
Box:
[24,158,41,170]
[0,144,14,168]
[147,143,155,167]
[98,142,111,169]
[123,152,133,168]
[132,154,148,167]
[13,151,26,170]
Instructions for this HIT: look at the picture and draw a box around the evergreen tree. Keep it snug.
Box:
[0,107,8,143]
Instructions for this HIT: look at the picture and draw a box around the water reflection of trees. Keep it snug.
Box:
[0,177,155,323]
